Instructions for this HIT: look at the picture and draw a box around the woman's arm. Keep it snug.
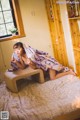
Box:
[16,61,26,69]
[14,59,26,69]
[12,56,26,69]
[17,56,26,69]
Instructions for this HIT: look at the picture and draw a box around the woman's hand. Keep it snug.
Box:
[26,58,31,64]
[11,58,18,64]
[17,52,22,59]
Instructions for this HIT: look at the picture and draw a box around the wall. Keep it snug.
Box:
[0,0,53,71]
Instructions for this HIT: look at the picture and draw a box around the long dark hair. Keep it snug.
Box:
[13,42,26,54]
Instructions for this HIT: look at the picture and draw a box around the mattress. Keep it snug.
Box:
[0,75,80,120]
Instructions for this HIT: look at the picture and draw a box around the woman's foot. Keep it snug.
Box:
[69,69,76,76]
[8,68,17,72]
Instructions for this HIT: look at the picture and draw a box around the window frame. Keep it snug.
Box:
[0,0,25,42]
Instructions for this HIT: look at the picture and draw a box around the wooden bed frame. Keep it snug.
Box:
[53,109,80,120]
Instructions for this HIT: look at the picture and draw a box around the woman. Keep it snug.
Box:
[10,42,76,80]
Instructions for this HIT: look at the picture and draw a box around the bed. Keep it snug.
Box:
[0,74,80,120]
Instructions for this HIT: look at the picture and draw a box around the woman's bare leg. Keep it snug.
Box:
[49,69,76,80]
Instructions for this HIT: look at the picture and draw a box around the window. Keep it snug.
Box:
[0,0,25,41]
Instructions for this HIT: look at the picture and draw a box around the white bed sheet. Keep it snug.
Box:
[0,75,80,120]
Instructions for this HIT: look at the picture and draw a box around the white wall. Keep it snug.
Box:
[0,0,53,70]
[18,0,53,54]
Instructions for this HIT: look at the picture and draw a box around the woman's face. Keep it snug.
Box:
[13,46,24,56]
